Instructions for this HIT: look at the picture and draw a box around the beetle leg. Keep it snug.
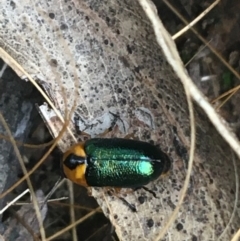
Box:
[86,187,93,196]
[123,133,136,139]
[118,197,137,212]
[74,115,92,139]
[133,186,157,198]
[106,188,137,212]
[97,126,117,137]
[97,112,120,137]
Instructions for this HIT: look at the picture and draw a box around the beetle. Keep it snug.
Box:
[62,138,171,188]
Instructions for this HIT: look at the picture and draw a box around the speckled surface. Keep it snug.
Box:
[0,0,239,240]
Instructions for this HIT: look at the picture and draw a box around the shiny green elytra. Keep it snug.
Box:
[62,138,171,188]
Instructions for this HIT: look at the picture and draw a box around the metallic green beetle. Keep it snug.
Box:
[62,138,171,188]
